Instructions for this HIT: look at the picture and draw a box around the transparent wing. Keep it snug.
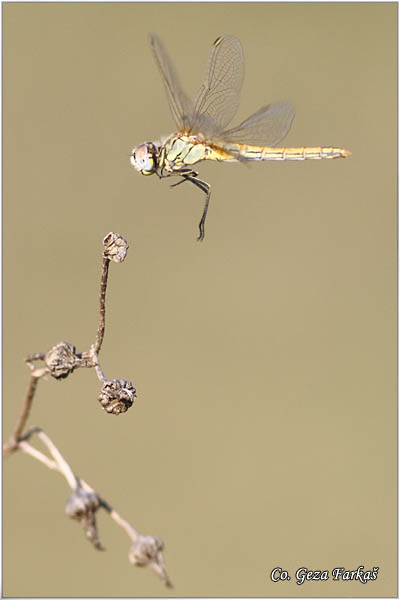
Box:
[149,33,194,131]
[220,102,295,146]
[189,35,245,137]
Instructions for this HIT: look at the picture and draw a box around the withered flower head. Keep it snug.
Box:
[45,341,79,379]
[98,378,136,415]
[103,232,129,263]
[129,534,172,587]
[65,487,105,550]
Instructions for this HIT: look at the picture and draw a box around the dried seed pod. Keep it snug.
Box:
[98,378,136,415]
[129,535,164,567]
[45,341,79,379]
[65,488,105,551]
[129,534,172,587]
[103,232,129,263]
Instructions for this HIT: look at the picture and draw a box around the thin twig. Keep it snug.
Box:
[14,376,38,439]
[79,478,138,540]
[3,375,40,454]
[8,429,171,586]
[93,257,110,355]
[16,428,77,488]
[4,234,168,586]
[109,510,139,541]
[38,430,77,489]
[19,441,59,471]
[15,429,139,539]
[94,362,106,383]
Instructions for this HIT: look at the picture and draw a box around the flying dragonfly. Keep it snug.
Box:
[130,34,350,241]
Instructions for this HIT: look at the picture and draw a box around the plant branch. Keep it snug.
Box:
[3,233,170,588]
[8,428,172,587]
[3,374,41,454]
[94,256,110,355]
[19,441,59,470]
[37,430,77,489]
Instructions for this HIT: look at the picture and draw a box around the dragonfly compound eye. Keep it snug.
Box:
[130,143,157,175]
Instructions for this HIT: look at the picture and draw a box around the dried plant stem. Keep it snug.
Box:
[19,441,58,471]
[37,430,77,488]
[16,430,142,547]
[14,428,172,586]
[15,428,76,487]
[3,234,171,587]
[109,508,139,541]
[94,362,106,383]
[3,375,40,454]
[4,233,132,451]
[14,376,38,440]
[79,479,139,541]
[94,257,110,355]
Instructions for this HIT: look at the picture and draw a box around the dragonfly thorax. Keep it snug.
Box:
[130,142,159,176]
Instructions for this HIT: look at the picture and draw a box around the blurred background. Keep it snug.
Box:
[3,3,396,597]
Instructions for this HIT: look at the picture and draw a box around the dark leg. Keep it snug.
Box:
[196,182,210,242]
[169,172,211,241]
[169,169,198,188]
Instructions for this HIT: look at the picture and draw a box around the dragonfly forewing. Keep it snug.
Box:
[191,35,245,137]
[149,33,194,132]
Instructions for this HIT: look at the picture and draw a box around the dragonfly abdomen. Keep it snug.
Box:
[236,146,351,161]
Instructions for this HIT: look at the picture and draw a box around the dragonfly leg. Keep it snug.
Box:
[169,170,198,188]
[169,172,210,241]
[195,179,211,242]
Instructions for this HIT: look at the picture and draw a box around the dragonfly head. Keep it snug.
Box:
[130,142,158,176]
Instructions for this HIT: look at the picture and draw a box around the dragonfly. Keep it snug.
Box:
[130,34,350,241]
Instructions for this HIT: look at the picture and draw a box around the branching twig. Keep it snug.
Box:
[4,232,134,424]
[19,440,58,471]
[14,429,172,587]
[4,233,172,588]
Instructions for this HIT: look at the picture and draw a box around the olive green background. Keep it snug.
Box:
[3,2,396,597]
